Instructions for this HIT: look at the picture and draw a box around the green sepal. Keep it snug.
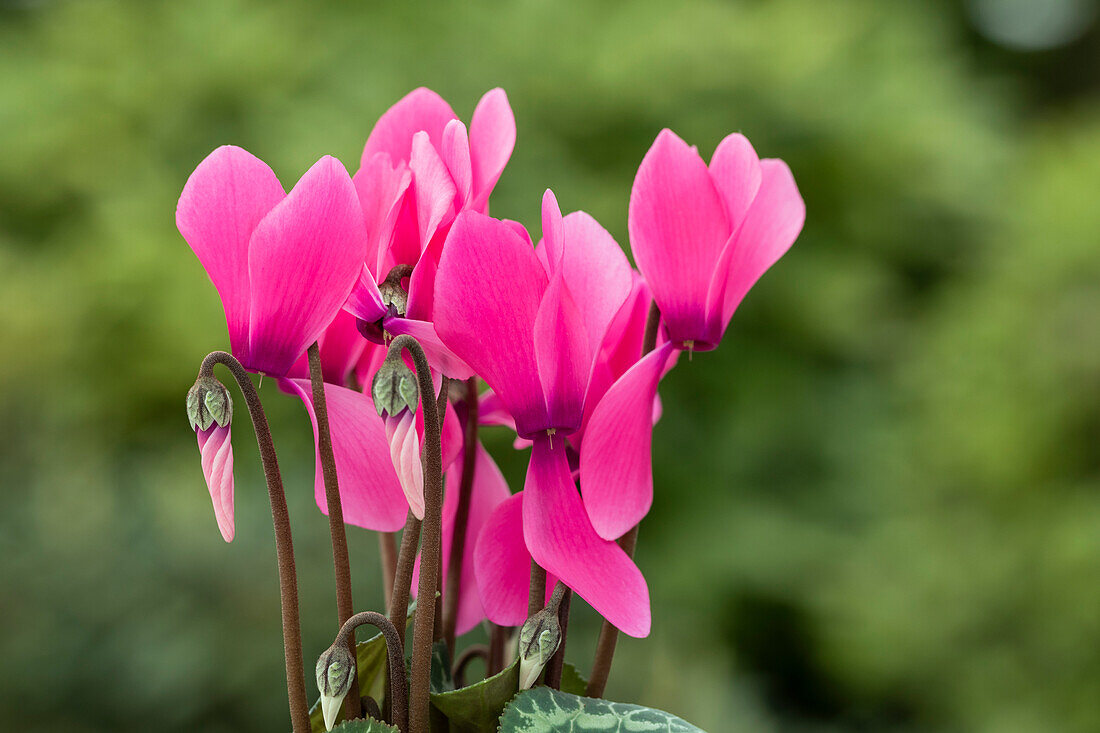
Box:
[371,355,419,417]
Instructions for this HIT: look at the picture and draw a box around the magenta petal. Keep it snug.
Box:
[353,152,411,275]
[628,129,730,345]
[441,119,473,209]
[344,265,388,325]
[580,342,675,541]
[524,438,651,637]
[707,159,805,335]
[383,318,475,380]
[409,131,458,252]
[197,424,235,542]
[177,146,285,360]
[247,156,368,376]
[478,389,517,431]
[708,133,762,231]
[283,379,409,531]
[534,267,589,432]
[540,189,565,267]
[434,212,549,437]
[474,493,532,626]
[361,87,458,168]
[469,88,515,211]
[560,211,634,356]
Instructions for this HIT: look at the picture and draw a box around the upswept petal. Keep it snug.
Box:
[361,87,457,168]
[283,378,409,531]
[382,317,475,380]
[469,88,515,211]
[473,492,558,627]
[478,389,517,431]
[523,438,651,637]
[707,159,805,337]
[176,145,285,359]
[534,267,589,432]
[409,131,458,252]
[434,212,550,437]
[708,133,762,231]
[560,211,634,356]
[197,423,235,543]
[247,156,368,376]
[628,129,730,345]
[540,189,565,269]
[579,342,676,541]
[353,152,411,275]
[441,119,472,209]
[344,265,388,325]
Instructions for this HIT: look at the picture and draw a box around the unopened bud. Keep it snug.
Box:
[187,377,232,431]
[315,643,356,731]
[372,355,418,418]
[518,607,561,690]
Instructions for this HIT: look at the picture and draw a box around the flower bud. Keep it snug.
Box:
[315,643,356,731]
[518,607,562,690]
[371,354,419,418]
[187,376,232,431]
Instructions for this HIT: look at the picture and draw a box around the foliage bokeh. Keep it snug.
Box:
[1,1,1098,731]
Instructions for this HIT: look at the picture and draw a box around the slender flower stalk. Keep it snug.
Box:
[528,561,547,617]
[488,624,509,675]
[384,334,444,733]
[389,511,421,648]
[379,531,399,611]
[197,351,310,733]
[442,377,479,651]
[307,341,360,720]
[586,303,660,698]
[325,611,409,733]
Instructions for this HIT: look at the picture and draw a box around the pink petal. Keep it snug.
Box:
[472,492,557,626]
[176,146,285,360]
[382,317,475,380]
[246,156,368,376]
[707,159,805,337]
[523,438,650,637]
[628,129,730,347]
[560,211,634,356]
[344,265,388,325]
[441,119,473,209]
[197,424,235,542]
[540,189,565,269]
[386,410,425,520]
[579,342,675,541]
[534,266,589,432]
[361,87,457,168]
[409,131,458,252]
[353,152,411,276]
[708,133,762,231]
[434,212,550,437]
[443,442,513,634]
[469,88,516,212]
[478,389,517,431]
[283,379,409,531]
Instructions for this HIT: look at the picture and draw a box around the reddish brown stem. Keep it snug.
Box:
[443,377,479,651]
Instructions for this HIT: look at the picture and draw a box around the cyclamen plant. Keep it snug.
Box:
[179,87,804,733]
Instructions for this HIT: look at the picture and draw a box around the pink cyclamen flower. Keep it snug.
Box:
[434,192,653,637]
[629,129,805,352]
[177,146,368,539]
[345,87,516,379]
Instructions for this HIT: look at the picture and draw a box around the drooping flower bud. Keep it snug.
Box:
[196,423,234,542]
[315,643,356,731]
[518,605,562,690]
[187,376,233,431]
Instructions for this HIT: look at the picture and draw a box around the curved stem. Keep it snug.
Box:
[197,351,309,733]
[308,342,360,719]
[335,611,409,733]
[586,302,660,699]
[452,644,489,688]
[388,335,443,733]
[443,377,479,651]
[389,511,421,648]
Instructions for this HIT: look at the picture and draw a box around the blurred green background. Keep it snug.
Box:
[2,0,1099,731]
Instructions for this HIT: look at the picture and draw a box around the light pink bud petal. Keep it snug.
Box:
[197,424,235,543]
[388,410,424,520]
[361,87,458,168]
[176,146,285,361]
[247,156,368,376]
[469,88,515,212]
[434,212,549,437]
[580,342,676,541]
[523,438,650,638]
[628,129,730,346]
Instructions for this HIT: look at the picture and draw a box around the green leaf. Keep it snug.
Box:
[557,663,588,697]
[327,718,399,733]
[498,687,706,733]
[429,639,455,694]
[429,657,519,733]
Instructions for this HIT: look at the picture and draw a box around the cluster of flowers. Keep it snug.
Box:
[179,87,804,642]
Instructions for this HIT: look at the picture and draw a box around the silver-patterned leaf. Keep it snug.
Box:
[498,687,706,732]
